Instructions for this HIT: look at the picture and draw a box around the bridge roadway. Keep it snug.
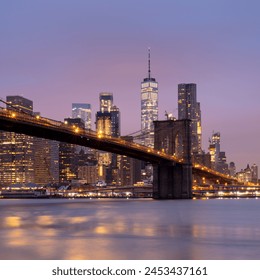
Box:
[0,108,236,184]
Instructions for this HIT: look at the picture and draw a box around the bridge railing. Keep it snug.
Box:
[193,163,236,182]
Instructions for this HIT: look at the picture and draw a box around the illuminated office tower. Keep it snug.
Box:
[111,105,120,137]
[96,93,120,183]
[100,92,113,112]
[141,49,158,147]
[96,112,112,138]
[72,103,91,129]
[211,132,220,167]
[96,93,120,138]
[178,83,202,154]
[208,131,221,170]
[0,96,34,185]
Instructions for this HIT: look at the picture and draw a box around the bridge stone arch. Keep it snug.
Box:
[153,119,192,199]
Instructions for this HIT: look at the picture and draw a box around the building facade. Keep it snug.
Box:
[78,165,98,184]
[100,92,113,113]
[59,118,85,183]
[0,96,34,185]
[96,93,120,184]
[72,103,91,130]
[117,136,142,186]
[209,131,220,170]
[34,138,59,185]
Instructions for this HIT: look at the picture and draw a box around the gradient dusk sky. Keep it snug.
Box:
[1,0,260,171]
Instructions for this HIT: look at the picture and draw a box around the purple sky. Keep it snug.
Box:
[1,0,260,171]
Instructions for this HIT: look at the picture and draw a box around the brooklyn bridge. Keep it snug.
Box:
[0,108,237,199]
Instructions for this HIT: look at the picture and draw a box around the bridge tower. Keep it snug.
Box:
[153,119,192,199]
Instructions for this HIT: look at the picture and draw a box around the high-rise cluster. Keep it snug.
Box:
[0,50,258,186]
[0,96,59,185]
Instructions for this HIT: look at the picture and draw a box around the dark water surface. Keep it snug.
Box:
[1,198,260,260]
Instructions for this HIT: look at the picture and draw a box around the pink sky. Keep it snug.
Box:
[1,0,260,171]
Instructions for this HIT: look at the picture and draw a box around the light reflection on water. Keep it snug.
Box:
[1,198,260,259]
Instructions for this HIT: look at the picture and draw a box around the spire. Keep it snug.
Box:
[148,47,151,79]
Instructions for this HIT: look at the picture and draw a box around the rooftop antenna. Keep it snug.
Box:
[148,47,151,79]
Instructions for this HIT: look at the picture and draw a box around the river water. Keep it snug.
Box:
[0,198,260,260]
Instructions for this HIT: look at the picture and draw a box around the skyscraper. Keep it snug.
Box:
[96,93,120,183]
[178,83,202,154]
[96,93,120,138]
[208,131,229,174]
[209,131,220,169]
[0,96,34,185]
[100,92,113,113]
[141,49,158,147]
[111,105,120,137]
[72,103,91,129]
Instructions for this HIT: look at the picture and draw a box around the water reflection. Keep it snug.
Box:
[0,199,260,259]
[7,229,29,247]
[4,216,21,227]
[36,215,54,226]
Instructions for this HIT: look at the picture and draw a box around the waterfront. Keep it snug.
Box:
[1,198,260,260]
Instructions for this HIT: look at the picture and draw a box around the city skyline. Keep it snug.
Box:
[1,0,260,170]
